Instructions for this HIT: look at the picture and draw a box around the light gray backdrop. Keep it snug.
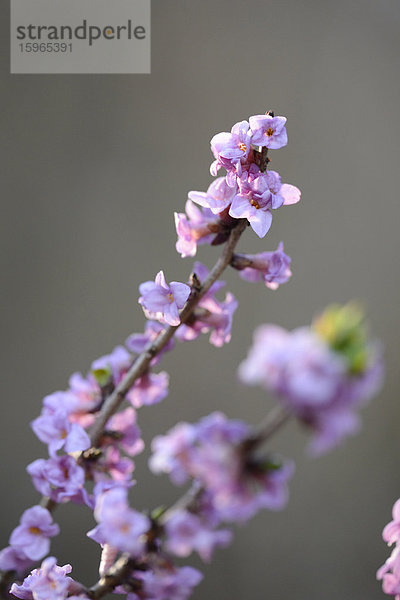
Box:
[1,1,400,598]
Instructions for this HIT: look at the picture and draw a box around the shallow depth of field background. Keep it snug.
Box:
[1,1,400,598]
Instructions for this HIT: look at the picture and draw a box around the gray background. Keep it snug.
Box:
[1,1,400,598]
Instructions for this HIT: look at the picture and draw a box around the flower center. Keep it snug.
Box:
[60,429,68,439]
[238,142,247,152]
[29,526,41,536]
[250,199,260,210]
[265,127,274,137]
[167,293,174,303]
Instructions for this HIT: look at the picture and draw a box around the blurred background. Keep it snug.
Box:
[1,0,400,598]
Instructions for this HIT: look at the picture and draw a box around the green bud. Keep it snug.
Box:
[313,302,369,374]
[92,365,112,387]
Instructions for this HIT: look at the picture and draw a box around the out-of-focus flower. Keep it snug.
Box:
[150,412,293,523]
[0,546,33,575]
[9,507,59,561]
[239,304,384,455]
[27,455,86,504]
[164,509,232,562]
[88,487,150,557]
[127,565,203,600]
[10,557,73,600]
[31,409,90,456]
[104,407,144,456]
[127,372,169,408]
[126,320,174,365]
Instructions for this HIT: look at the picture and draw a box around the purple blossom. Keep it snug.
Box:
[191,413,293,521]
[67,372,101,428]
[88,487,150,556]
[228,165,300,238]
[236,242,292,289]
[239,326,347,405]
[91,345,131,384]
[126,321,175,365]
[128,565,203,600]
[175,263,237,346]
[196,292,238,347]
[150,413,293,523]
[0,546,33,575]
[384,500,400,546]
[105,407,144,456]
[127,371,169,408]
[379,495,400,600]
[249,114,288,149]
[9,506,59,561]
[41,391,80,416]
[264,170,301,208]
[139,271,190,327]
[165,509,232,562]
[174,201,215,258]
[86,480,134,512]
[210,120,251,179]
[149,422,197,485]
[27,455,86,504]
[92,446,135,483]
[10,557,73,600]
[377,546,400,599]
[230,166,273,238]
[215,457,294,522]
[31,408,90,456]
[188,177,238,215]
[238,319,383,455]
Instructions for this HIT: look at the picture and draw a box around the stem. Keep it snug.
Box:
[247,404,291,450]
[89,218,247,447]
[85,554,137,599]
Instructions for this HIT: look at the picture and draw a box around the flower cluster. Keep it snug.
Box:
[175,112,300,253]
[378,499,400,599]
[151,412,293,556]
[239,303,383,454]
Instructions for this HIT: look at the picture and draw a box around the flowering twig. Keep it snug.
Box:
[88,218,248,448]
[3,111,383,600]
[0,220,249,593]
[84,404,291,600]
